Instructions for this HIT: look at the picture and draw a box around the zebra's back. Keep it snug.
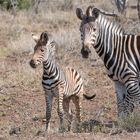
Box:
[123,35,140,73]
[64,67,83,97]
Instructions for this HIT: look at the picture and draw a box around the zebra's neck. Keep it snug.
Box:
[94,15,124,62]
[98,15,124,36]
[43,55,59,78]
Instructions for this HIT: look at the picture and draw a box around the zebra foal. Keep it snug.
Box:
[29,31,96,132]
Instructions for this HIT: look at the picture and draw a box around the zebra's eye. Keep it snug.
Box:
[93,28,96,31]
[41,49,44,52]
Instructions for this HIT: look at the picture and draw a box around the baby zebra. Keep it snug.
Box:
[30,31,96,132]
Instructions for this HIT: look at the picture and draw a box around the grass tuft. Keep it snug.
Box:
[118,110,140,132]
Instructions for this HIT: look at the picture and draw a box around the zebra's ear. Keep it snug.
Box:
[92,8,100,19]
[86,6,94,16]
[50,41,58,56]
[76,8,84,20]
[32,33,39,43]
[40,32,48,45]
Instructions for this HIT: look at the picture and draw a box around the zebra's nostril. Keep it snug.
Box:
[84,46,91,53]
[30,60,36,68]
[81,47,89,58]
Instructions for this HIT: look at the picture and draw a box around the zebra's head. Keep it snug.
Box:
[76,6,100,58]
[30,31,56,68]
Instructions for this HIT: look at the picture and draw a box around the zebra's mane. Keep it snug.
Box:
[46,40,57,58]
[98,14,124,35]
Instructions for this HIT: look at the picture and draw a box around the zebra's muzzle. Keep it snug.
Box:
[30,60,37,68]
[81,47,91,58]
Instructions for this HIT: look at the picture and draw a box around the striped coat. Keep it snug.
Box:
[30,31,96,131]
[76,6,140,117]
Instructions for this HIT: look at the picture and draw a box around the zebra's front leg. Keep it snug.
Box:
[114,81,127,117]
[45,91,53,131]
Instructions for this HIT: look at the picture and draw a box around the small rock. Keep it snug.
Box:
[42,118,46,122]
[9,127,21,135]
[110,129,122,135]
[36,130,47,137]
[32,116,39,121]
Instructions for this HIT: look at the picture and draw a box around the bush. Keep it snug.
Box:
[0,0,32,10]
[18,0,31,10]
[118,111,140,132]
[0,0,11,9]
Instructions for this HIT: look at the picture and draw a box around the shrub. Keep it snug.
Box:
[0,0,32,10]
[118,111,140,132]
[18,0,31,10]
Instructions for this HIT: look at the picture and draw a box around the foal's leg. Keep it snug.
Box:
[72,96,82,122]
[57,85,65,132]
[45,90,53,131]
[63,98,72,131]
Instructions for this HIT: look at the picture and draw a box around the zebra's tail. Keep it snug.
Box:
[83,93,96,100]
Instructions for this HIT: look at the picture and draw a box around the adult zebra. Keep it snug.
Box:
[30,31,96,132]
[76,6,140,117]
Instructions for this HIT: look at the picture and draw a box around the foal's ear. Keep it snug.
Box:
[40,31,48,45]
[92,8,100,19]
[32,33,39,43]
[76,8,84,20]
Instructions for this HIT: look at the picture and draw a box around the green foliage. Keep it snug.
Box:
[0,0,10,9]
[0,0,6,4]
[18,0,32,10]
[0,0,32,10]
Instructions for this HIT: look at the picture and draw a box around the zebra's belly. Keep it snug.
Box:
[42,79,60,90]
[106,68,119,81]
[43,83,74,98]
[107,67,140,84]
[107,70,124,83]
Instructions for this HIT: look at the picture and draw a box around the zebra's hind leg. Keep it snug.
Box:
[72,96,82,123]
[63,98,72,131]
[115,81,127,117]
[71,96,82,132]
[124,79,140,114]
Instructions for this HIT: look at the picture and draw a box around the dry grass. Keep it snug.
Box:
[118,109,140,132]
